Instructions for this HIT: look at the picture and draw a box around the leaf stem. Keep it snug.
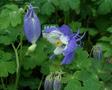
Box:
[1,78,6,90]
[11,43,20,89]
[38,75,44,90]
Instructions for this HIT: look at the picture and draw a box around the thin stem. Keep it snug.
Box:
[11,43,20,89]
[38,75,44,90]
[64,11,69,24]
[17,42,21,50]
[1,78,6,90]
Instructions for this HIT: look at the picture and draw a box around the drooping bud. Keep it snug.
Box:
[24,4,41,44]
[92,45,102,60]
[53,74,61,90]
[44,74,53,90]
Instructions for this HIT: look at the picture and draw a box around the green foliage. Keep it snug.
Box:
[0,4,22,29]
[0,50,16,77]
[64,78,81,90]
[21,38,52,70]
[98,0,112,14]
[0,26,21,45]
[0,0,112,90]
[41,2,55,15]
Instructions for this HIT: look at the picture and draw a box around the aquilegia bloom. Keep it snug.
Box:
[24,4,41,53]
[43,24,85,64]
[44,74,53,90]
[53,74,61,90]
[24,4,41,44]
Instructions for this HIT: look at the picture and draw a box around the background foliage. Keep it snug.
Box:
[0,0,112,90]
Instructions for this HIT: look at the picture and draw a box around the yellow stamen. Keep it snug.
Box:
[55,40,63,47]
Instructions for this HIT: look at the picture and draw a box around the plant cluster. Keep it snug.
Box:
[0,0,112,90]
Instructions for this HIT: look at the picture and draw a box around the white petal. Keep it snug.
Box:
[54,47,64,55]
[47,37,58,44]
[46,30,62,44]
[42,33,48,38]
[60,35,69,44]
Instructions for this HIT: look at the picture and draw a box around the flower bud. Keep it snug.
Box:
[24,4,41,44]
[92,45,102,60]
[53,74,61,90]
[44,74,53,90]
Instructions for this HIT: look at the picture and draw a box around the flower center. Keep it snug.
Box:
[55,40,63,47]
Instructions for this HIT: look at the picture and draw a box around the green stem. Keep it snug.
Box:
[64,11,69,24]
[1,78,6,90]
[38,75,44,90]
[12,43,20,89]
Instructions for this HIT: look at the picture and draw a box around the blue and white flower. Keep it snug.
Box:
[43,24,85,64]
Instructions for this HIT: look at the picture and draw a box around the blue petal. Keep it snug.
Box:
[24,5,41,43]
[44,24,72,37]
[53,79,61,90]
[64,37,77,55]
[58,24,73,36]
[61,37,78,64]
[45,27,58,33]
[61,52,75,64]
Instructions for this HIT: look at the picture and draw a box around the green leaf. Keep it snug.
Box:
[67,0,80,14]
[62,74,73,84]
[0,61,16,77]
[74,69,98,81]
[51,0,60,6]
[88,28,98,36]
[59,0,70,11]
[41,61,50,75]
[10,11,22,27]
[74,70,102,90]
[0,4,22,29]
[95,16,112,31]
[4,4,18,11]
[21,38,52,70]
[72,48,91,69]
[97,62,112,83]
[97,43,112,57]
[98,0,112,14]
[0,51,12,61]
[82,78,102,90]
[107,26,112,33]
[0,27,21,45]
[0,50,16,77]
[99,36,112,42]
[64,78,81,90]
[70,21,81,32]
[41,2,55,15]
[0,9,10,29]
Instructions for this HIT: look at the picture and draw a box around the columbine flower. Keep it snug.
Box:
[44,74,53,90]
[53,74,61,90]
[92,45,102,60]
[24,4,41,54]
[43,24,85,64]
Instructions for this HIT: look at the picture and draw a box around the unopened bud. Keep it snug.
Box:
[92,45,102,60]
[44,74,53,90]
[53,74,61,90]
